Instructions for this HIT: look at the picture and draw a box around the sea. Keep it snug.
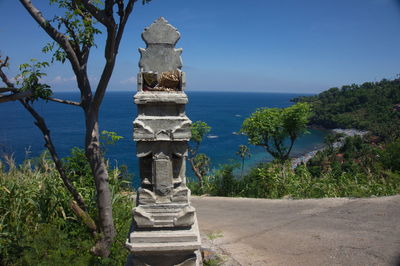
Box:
[0,91,327,184]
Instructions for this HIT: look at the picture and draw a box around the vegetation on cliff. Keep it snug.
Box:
[240,102,312,161]
[292,78,400,140]
[190,78,400,199]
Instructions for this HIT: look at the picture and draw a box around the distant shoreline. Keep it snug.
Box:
[291,128,368,169]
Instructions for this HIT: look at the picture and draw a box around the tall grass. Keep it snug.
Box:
[189,162,400,199]
[0,150,134,265]
[189,136,400,199]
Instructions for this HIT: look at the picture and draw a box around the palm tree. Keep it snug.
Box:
[236,145,251,178]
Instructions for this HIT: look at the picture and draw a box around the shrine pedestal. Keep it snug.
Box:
[126,214,201,265]
[126,17,201,266]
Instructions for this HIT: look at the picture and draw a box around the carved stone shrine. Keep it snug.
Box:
[126,17,202,266]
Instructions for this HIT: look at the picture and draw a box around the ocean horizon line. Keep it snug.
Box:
[51,90,317,95]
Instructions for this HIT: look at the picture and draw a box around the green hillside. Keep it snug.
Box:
[293,78,400,140]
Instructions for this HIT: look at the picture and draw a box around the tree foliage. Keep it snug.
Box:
[190,121,211,149]
[236,145,251,178]
[241,102,312,161]
[189,121,211,187]
[16,59,52,102]
[193,153,210,178]
[293,78,400,140]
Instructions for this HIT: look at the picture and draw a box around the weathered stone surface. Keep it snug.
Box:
[126,216,201,265]
[174,206,195,227]
[153,152,173,195]
[127,252,200,266]
[132,206,155,227]
[139,17,183,73]
[171,187,190,203]
[128,214,201,247]
[142,17,180,45]
[134,91,188,104]
[133,117,191,141]
[133,203,194,228]
[137,188,156,204]
[128,17,201,266]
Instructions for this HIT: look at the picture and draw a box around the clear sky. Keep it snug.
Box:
[1,0,399,93]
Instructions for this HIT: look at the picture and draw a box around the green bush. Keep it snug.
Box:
[379,139,400,172]
[190,158,400,199]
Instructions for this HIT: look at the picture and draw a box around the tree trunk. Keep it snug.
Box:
[241,157,245,179]
[284,137,296,161]
[84,109,115,257]
[70,200,97,235]
[189,157,203,188]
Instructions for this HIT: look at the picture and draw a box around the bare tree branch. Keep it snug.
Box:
[103,21,117,60]
[0,87,17,93]
[0,56,9,68]
[116,0,124,18]
[0,55,88,213]
[78,0,108,25]
[70,200,97,236]
[92,59,115,111]
[0,91,32,103]
[1,59,80,106]
[19,98,88,211]
[0,57,16,89]
[61,18,82,57]
[48,96,81,106]
[92,0,136,111]
[115,0,135,49]
[19,0,82,75]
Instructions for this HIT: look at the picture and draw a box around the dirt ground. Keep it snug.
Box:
[192,195,400,266]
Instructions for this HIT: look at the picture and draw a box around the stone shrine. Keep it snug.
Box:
[126,17,202,265]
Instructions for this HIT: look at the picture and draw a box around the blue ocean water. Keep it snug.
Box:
[0,91,327,182]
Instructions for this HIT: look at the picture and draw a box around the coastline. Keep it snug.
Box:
[291,128,368,169]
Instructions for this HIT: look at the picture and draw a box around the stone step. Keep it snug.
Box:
[131,230,198,243]
[151,213,177,220]
[154,220,174,227]
[127,240,201,252]
[128,217,201,247]
[144,208,181,214]
[141,203,187,209]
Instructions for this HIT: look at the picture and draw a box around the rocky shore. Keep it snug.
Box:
[291,128,368,169]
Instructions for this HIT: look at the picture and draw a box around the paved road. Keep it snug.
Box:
[192,195,400,266]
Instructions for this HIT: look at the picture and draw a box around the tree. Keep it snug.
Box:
[0,0,151,257]
[324,132,344,153]
[241,102,312,161]
[193,153,210,178]
[189,121,211,187]
[0,57,89,215]
[236,144,251,178]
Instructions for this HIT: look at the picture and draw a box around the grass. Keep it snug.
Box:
[0,150,134,265]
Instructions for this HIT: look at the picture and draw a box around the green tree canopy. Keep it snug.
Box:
[190,121,211,145]
[292,78,400,140]
[236,144,251,178]
[189,121,211,187]
[241,102,312,161]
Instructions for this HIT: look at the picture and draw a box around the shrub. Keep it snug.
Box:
[379,139,400,172]
[189,159,400,199]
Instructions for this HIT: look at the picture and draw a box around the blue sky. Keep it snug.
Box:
[0,0,399,93]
